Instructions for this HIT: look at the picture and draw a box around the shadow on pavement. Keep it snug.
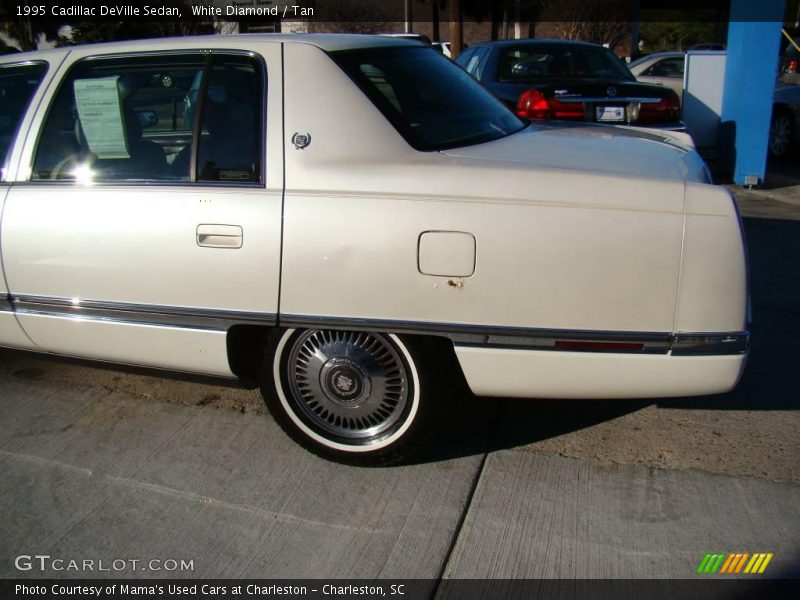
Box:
[412,392,651,465]
[762,155,800,189]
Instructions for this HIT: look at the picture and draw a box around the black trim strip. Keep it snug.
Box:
[0,296,13,312]
[189,54,213,183]
[279,313,670,341]
[279,314,671,354]
[6,298,749,356]
[12,295,276,331]
[280,314,749,356]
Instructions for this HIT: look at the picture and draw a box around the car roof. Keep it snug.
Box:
[641,51,685,58]
[0,33,420,63]
[472,38,606,49]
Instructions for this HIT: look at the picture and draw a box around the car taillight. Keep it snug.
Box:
[638,95,681,124]
[516,89,585,121]
[516,89,551,119]
[788,59,798,74]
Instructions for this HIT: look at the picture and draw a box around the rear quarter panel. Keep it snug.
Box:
[279,42,685,334]
[674,183,748,333]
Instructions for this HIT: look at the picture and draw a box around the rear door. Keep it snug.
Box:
[2,45,283,376]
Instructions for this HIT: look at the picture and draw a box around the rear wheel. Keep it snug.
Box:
[260,328,440,464]
[769,109,796,159]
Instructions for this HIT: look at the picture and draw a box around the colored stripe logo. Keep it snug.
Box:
[696,552,773,574]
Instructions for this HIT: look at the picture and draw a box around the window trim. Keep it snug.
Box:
[26,49,267,188]
[189,55,213,183]
[0,60,49,182]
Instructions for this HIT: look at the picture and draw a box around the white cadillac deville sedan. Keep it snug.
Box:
[0,35,748,463]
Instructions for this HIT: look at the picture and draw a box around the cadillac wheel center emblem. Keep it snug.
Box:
[607,86,618,97]
[292,132,311,149]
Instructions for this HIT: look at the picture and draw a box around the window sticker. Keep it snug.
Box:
[73,76,129,159]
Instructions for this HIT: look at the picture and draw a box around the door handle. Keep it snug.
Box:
[196,224,243,249]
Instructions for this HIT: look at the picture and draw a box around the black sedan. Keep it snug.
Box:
[456,39,682,129]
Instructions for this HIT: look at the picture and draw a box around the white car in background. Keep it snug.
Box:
[0,35,748,464]
[628,51,686,99]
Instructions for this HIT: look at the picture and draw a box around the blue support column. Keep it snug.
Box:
[720,0,785,186]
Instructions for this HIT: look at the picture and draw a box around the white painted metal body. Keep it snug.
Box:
[0,35,748,398]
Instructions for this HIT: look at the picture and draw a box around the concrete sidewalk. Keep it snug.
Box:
[0,371,479,581]
[727,158,800,221]
[1,368,798,582]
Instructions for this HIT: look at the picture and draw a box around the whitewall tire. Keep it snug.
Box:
[260,328,439,464]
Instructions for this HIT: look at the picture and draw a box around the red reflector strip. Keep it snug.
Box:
[554,340,645,351]
[549,98,584,120]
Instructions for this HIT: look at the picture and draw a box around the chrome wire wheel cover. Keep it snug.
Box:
[283,330,411,443]
[770,114,793,157]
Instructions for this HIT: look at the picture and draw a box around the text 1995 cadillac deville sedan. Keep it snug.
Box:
[0,35,748,463]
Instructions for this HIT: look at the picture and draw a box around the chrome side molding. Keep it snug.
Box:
[11,295,276,331]
[281,314,749,356]
[6,297,749,357]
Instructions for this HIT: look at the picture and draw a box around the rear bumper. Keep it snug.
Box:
[454,346,747,399]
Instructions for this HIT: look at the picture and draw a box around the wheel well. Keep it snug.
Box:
[226,325,468,393]
[226,324,271,388]
[399,333,471,397]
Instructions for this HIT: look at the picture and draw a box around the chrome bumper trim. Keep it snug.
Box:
[556,96,664,104]
[11,295,276,331]
[670,332,750,356]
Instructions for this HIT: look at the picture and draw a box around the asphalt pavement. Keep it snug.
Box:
[1,160,799,592]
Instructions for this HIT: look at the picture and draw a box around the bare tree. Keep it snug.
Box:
[538,0,630,51]
[1,18,64,51]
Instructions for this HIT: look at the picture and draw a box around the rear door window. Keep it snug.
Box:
[195,55,263,183]
[644,57,685,78]
[0,62,47,176]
